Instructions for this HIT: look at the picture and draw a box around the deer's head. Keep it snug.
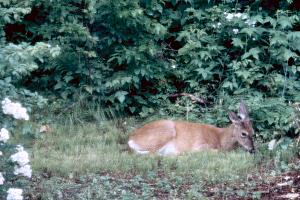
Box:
[229,102,255,153]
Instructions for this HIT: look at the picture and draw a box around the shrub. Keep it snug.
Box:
[2,0,300,142]
[0,98,32,199]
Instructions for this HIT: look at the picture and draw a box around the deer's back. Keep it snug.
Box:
[128,120,222,155]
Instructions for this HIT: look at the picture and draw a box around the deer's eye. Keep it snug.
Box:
[241,132,247,138]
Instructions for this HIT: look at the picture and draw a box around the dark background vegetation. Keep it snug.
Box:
[1,0,300,142]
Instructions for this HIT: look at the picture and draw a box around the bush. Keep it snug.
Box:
[0,98,32,199]
[2,0,300,142]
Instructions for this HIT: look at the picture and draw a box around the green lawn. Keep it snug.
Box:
[32,119,256,181]
[26,108,299,199]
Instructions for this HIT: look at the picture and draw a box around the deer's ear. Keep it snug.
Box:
[229,112,240,124]
[239,101,249,120]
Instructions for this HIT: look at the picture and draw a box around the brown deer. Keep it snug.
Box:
[128,102,255,155]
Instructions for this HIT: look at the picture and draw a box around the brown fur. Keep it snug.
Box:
[128,103,255,155]
[129,120,253,155]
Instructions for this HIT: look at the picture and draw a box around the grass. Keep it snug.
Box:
[23,104,299,199]
[28,117,260,199]
[31,116,257,183]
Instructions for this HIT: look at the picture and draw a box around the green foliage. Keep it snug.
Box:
[2,0,300,142]
[0,0,59,109]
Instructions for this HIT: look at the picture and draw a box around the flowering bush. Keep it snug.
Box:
[2,98,29,121]
[0,128,10,143]
[0,98,32,200]
[7,188,23,200]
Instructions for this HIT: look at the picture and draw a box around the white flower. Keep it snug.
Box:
[171,64,176,69]
[225,13,234,21]
[0,151,3,156]
[0,128,10,143]
[10,146,30,166]
[0,172,4,185]
[14,164,32,178]
[213,22,222,29]
[233,29,239,34]
[7,188,23,200]
[1,98,29,121]
[268,139,277,150]
[224,12,249,23]
[245,19,256,27]
[2,98,11,107]
[234,13,242,18]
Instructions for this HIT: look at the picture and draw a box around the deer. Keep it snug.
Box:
[128,102,255,155]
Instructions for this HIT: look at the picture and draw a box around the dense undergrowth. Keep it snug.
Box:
[1,0,300,143]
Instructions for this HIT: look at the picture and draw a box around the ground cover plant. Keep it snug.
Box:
[1,0,300,199]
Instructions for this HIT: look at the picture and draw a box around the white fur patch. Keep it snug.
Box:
[239,113,246,119]
[128,140,149,154]
[158,142,178,156]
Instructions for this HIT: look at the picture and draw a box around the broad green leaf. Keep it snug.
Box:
[232,38,244,48]
[264,16,276,27]
[282,48,297,61]
[242,48,261,60]
[278,16,292,29]
[64,75,73,83]
[270,32,288,46]
[240,27,256,37]
[84,86,93,94]
[54,82,63,90]
[115,91,129,103]
[235,70,251,79]
[252,15,264,23]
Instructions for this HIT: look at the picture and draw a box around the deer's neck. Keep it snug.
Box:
[219,125,238,150]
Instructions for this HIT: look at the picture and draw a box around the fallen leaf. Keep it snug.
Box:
[39,125,51,133]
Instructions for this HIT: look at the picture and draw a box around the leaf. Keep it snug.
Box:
[242,48,261,60]
[270,32,288,46]
[178,42,198,56]
[54,82,63,90]
[195,68,210,79]
[287,31,300,51]
[115,91,128,103]
[84,86,93,94]
[222,81,233,90]
[235,70,251,79]
[232,38,244,48]
[129,107,136,113]
[240,27,256,37]
[252,14,264,24]
[4,76,11,83]
[264,16,276,27]
[199,50,211,61]
[278,16,292,29]
[282,48,297,61]
[287,31,300,40]
[64,75,73,83]
[153,23,167,36]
